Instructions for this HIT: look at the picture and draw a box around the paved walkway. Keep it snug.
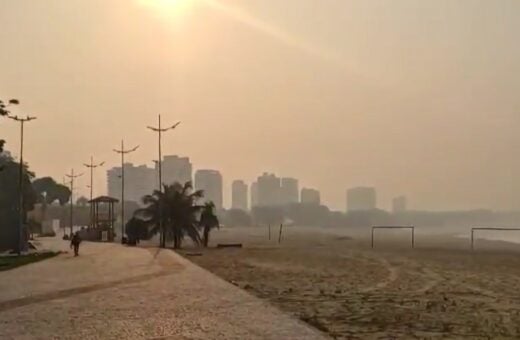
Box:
[0,238,327,340]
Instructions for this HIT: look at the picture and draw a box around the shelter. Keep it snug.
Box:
[81,196,119,242]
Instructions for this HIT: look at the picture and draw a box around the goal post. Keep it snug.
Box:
[371,226,415,249]
[470,227,520,250]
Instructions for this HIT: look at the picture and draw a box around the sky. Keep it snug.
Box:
[1,0,519,211]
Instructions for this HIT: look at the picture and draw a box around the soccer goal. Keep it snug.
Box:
[470,227,520,250]
[371,226,415,248]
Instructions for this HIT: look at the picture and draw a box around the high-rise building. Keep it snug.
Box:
[107,163,155,204]
[161,155,192,187]
[392,196,407,213]
[257,173,281,207]
[280,177,299,205]
[250,181,258,209]
[347,187,377,212]
[107,167,121,200]
[231,180,248,211]
[301,188,321,205]
[195,169,223,210]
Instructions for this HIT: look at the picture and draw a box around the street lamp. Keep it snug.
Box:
[113,140,139,244]
[8,107,36,255]
[83,157,105,229]
[147,114,180,248]
[65,169,83,237]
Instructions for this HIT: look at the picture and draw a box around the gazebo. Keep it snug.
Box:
[83,196,119,242]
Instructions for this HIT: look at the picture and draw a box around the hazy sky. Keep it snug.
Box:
[1,0,519,211]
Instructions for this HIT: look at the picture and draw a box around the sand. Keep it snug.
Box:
[181,226,520,339]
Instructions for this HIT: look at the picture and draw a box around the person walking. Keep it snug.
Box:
[70,232,82,256]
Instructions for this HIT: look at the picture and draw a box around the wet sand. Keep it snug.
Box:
[182,226,520,339]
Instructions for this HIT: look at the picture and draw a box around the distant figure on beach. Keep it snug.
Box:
[70,232,82,256]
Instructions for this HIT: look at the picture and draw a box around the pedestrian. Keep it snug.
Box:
[70,232,82,257]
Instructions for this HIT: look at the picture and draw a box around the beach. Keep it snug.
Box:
[183,226,520,339]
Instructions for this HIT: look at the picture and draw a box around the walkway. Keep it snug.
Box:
[0,238,327,339]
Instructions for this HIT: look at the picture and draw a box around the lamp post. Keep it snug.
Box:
[8,111,36,255]
[83,157,105,228]
[147,115,180,248]
[65,169,83,237]
[113,140,139,244]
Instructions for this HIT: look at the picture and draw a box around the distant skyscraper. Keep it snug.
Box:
[107,163,155,204]
[161,155,192,187]
[107,167,122,201]
[231,180,248,211]
[195,169,223,210]
[280,177,299,205]
[257,173,281,207]
[347,187,377,212]
[251,181,258,209]
[301,188,321,205]
[392,196,407,213]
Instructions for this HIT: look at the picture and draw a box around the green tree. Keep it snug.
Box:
[1,99,18,155]
[200,201,220,247]
[125,217,149,244]
[76,196,88,206]
[32,177,71,205]
[136,181,203,249]
[0,98,19,117]
[0,143,37,251]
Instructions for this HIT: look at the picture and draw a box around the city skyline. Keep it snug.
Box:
[102,156,403,213]
[2,1,520,211]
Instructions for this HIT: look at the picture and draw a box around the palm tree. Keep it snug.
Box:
[125,217,148,245]
[136,181,204,249]
[200,201,220,247]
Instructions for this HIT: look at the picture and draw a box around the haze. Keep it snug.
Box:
[1,0,519,211]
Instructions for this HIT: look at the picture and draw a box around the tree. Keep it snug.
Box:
[125,217,149,245]
[200,201,220,247]
[0,143,37,251]
[136,181,204,249]
[0,98,19,117]
[76,196,88,206]
[32,177,71,205]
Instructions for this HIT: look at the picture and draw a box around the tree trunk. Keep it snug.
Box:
[203,227,209,248]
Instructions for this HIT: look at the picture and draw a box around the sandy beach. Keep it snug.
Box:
[182,226,520,339]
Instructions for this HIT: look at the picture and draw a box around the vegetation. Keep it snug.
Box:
[135,181,205,249]
[76,196,89,206]
[32,177,71,205]
[0,142,37,251]
[125,217,148,244]
[0,98,18,118]
[200,202,220,247]
[0,252,59,272]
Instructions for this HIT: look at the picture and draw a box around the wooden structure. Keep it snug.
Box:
[83,196,119,242]
[371,226,415,248]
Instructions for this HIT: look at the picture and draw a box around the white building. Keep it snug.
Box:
[161,155,192,187]
[257,173,281,207]
[231,180,248,211]
[280,177,299,205]
[107,163,155,204]
[250,181,258,209]
[195,169,223,211]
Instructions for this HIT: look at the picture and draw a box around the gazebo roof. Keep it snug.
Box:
[89,195,119,203]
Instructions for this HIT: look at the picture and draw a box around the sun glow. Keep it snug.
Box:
[137,0,193,18]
